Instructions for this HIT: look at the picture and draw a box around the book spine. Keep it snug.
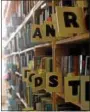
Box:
[63,56,68,76]
[85,56,90,75]
[68,56,74,73]
[47,58,52,72]
[74,56,79,75]
[79,55,86,75]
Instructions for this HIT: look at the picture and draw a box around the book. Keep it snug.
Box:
[85,56,90,75]
[32,95,38,110]
[45,104,52,111]
[36,102,42,111]
[18,36,25,51]
[41,97,52,111]
[79,55,86,75]
[47,6,52,17]
[26,86,33,107]
[24,24,31,48]
[68,56,74,73]
[63,56,68,76]
[19,77,24,98]
[28,60,34,71]
[41,57,53,72]
[40,9,45,24]
[73,56,79,75]
[21,55,27,67]
[45,9,49,21]
[22,81,27,100]
[34,56,44,70]
[23,1,26,15]
[61,55,80,76]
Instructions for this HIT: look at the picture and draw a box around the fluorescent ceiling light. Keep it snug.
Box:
[41,3,46,9]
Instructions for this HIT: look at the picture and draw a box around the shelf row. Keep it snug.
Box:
[4,32,89,59]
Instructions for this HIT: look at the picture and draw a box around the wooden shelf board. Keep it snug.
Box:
[35,43,51,49]
[56,93,82,108]
[16,93,28,108]
[19,47,34,54]
[4,32,89,59]
[56,33,89,45]
[4,47,34,58]
[73,102,81,108]
[4,52,19,58]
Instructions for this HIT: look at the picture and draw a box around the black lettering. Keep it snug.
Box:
[85,81,90,101]
[69,80,80,95]
[46,24,55,37]
[33,28,42,38]
[24,70,30,78]
[49,75,58,87]
[64,12,79,27]
[35,77,43,87]
[29,73,35,82]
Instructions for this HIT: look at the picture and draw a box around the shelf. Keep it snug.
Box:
[19,47,34,54]
[15,72,22,77]
[73,102,81,108]
[56,33,89,45]
[34,43,51,49]
[56,93,81,108]
[16,93,28,108]
[4,46,35,58]
[4,32,89,59]
[4,1,44,48]
[4,52,19,58]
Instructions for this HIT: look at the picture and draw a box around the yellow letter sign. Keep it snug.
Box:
[55,6,87,37]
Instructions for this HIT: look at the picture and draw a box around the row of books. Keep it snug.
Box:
[33,56,53,72]
[38,5,52,24]
[61,55,90,76]
[18,23,39,51]
[33,55,90,76]
[22,1,35,16]
[6,54,90,78]
[20,55,90,76]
